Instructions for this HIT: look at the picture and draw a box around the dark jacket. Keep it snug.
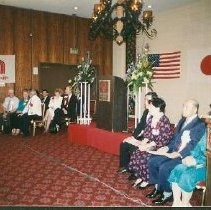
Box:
[132,109,149,140]
[61,94,78,122]
[167,116,206,158]
[42,96,50,110]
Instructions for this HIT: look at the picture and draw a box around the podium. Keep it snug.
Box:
[96,76,127,132]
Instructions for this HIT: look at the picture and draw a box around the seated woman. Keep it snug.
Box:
[43,88,63,133]
[128,97,174,188]
[168,132,207,207]
[10,89,29,135]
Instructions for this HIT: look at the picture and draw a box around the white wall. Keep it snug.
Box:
[113,0,211,123]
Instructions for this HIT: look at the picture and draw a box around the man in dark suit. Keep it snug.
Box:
[146,99,206,205]
[49,86,77,132]
[61,86,78,122]
[118,92,158,173]
[41,89,50,113]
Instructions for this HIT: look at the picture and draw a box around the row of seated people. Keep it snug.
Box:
[0,85,78,137]
[118,92,206,207]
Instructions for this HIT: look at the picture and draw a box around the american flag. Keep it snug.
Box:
[148,51,181,79]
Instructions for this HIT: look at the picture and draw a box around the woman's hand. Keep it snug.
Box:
[182,156,197,167]
[139,141,154,152]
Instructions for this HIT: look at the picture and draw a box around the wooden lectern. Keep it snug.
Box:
[96,76,127,132]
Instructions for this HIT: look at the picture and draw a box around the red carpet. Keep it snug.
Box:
[0,131,202,207]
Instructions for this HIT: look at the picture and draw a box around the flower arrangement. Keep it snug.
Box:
[126,52,154,92]
[68,54,95,88]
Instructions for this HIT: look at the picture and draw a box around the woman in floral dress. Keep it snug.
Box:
[128,97,174,188]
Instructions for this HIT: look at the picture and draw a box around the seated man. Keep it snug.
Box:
[118,92,158,173]
[19,89,42,137]
[146,99,206,205]
[168,132,207,207]
[41,89,50,114]
[0,88,19,134]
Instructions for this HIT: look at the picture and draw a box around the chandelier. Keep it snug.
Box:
[89,0,157,45]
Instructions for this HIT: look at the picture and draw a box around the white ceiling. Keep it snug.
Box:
[0,0,196,18]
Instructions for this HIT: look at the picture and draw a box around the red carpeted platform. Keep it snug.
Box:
[68,123,130,156]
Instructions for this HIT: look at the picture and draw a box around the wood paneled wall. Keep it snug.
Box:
[0,5,112,101]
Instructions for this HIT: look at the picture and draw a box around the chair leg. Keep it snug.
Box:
[201,188,206,206]
[33,123,36,137]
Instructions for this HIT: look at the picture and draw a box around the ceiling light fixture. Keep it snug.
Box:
[89,0,157,45]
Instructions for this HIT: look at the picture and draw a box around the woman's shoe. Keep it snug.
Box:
[132,178,142,188]
[137,181,149,189]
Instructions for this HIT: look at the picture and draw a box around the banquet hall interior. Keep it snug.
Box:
[0,0,211,207]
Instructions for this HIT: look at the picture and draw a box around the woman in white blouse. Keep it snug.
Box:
[43,88,63,133]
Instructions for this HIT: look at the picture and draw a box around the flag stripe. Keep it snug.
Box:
[159,64,180,67]
[154,72,180,76]
[154,68,180,73]
[154,76,180,79]
[160,55,181,60]
[159,59,180,64]
[159,51,181,56]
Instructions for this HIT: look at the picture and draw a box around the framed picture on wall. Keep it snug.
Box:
[99,80,110,102]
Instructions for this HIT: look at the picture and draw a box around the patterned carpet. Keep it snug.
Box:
[0,130,202,207]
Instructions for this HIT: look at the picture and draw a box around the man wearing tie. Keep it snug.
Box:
[20,89,42,137]
[146,99,206,205]
[41,89,50,113]
[0,88,19,133]
[61,85,77,122]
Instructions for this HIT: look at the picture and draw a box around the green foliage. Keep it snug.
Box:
[68,57,95,88]
[126,52,154,93]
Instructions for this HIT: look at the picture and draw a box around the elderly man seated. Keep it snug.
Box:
[0,88,19,133]
[146,99,206,205]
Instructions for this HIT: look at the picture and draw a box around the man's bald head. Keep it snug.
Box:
[8,89,14,98]
[182,99,199,118]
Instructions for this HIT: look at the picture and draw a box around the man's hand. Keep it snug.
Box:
[138,144,147,151]
[165,152,181,159]
[142,138,149,144]
[182,156,197,166]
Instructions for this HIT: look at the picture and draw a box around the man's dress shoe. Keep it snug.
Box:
[146,188,162,198]
[152,194,173,205]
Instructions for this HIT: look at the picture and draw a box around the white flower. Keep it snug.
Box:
[131,73,137,80]
[138,72,143,77]
[143,77,149,83]
[137,63,142,69]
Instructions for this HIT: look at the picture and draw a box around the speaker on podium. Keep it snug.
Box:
[96,76,127,132]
